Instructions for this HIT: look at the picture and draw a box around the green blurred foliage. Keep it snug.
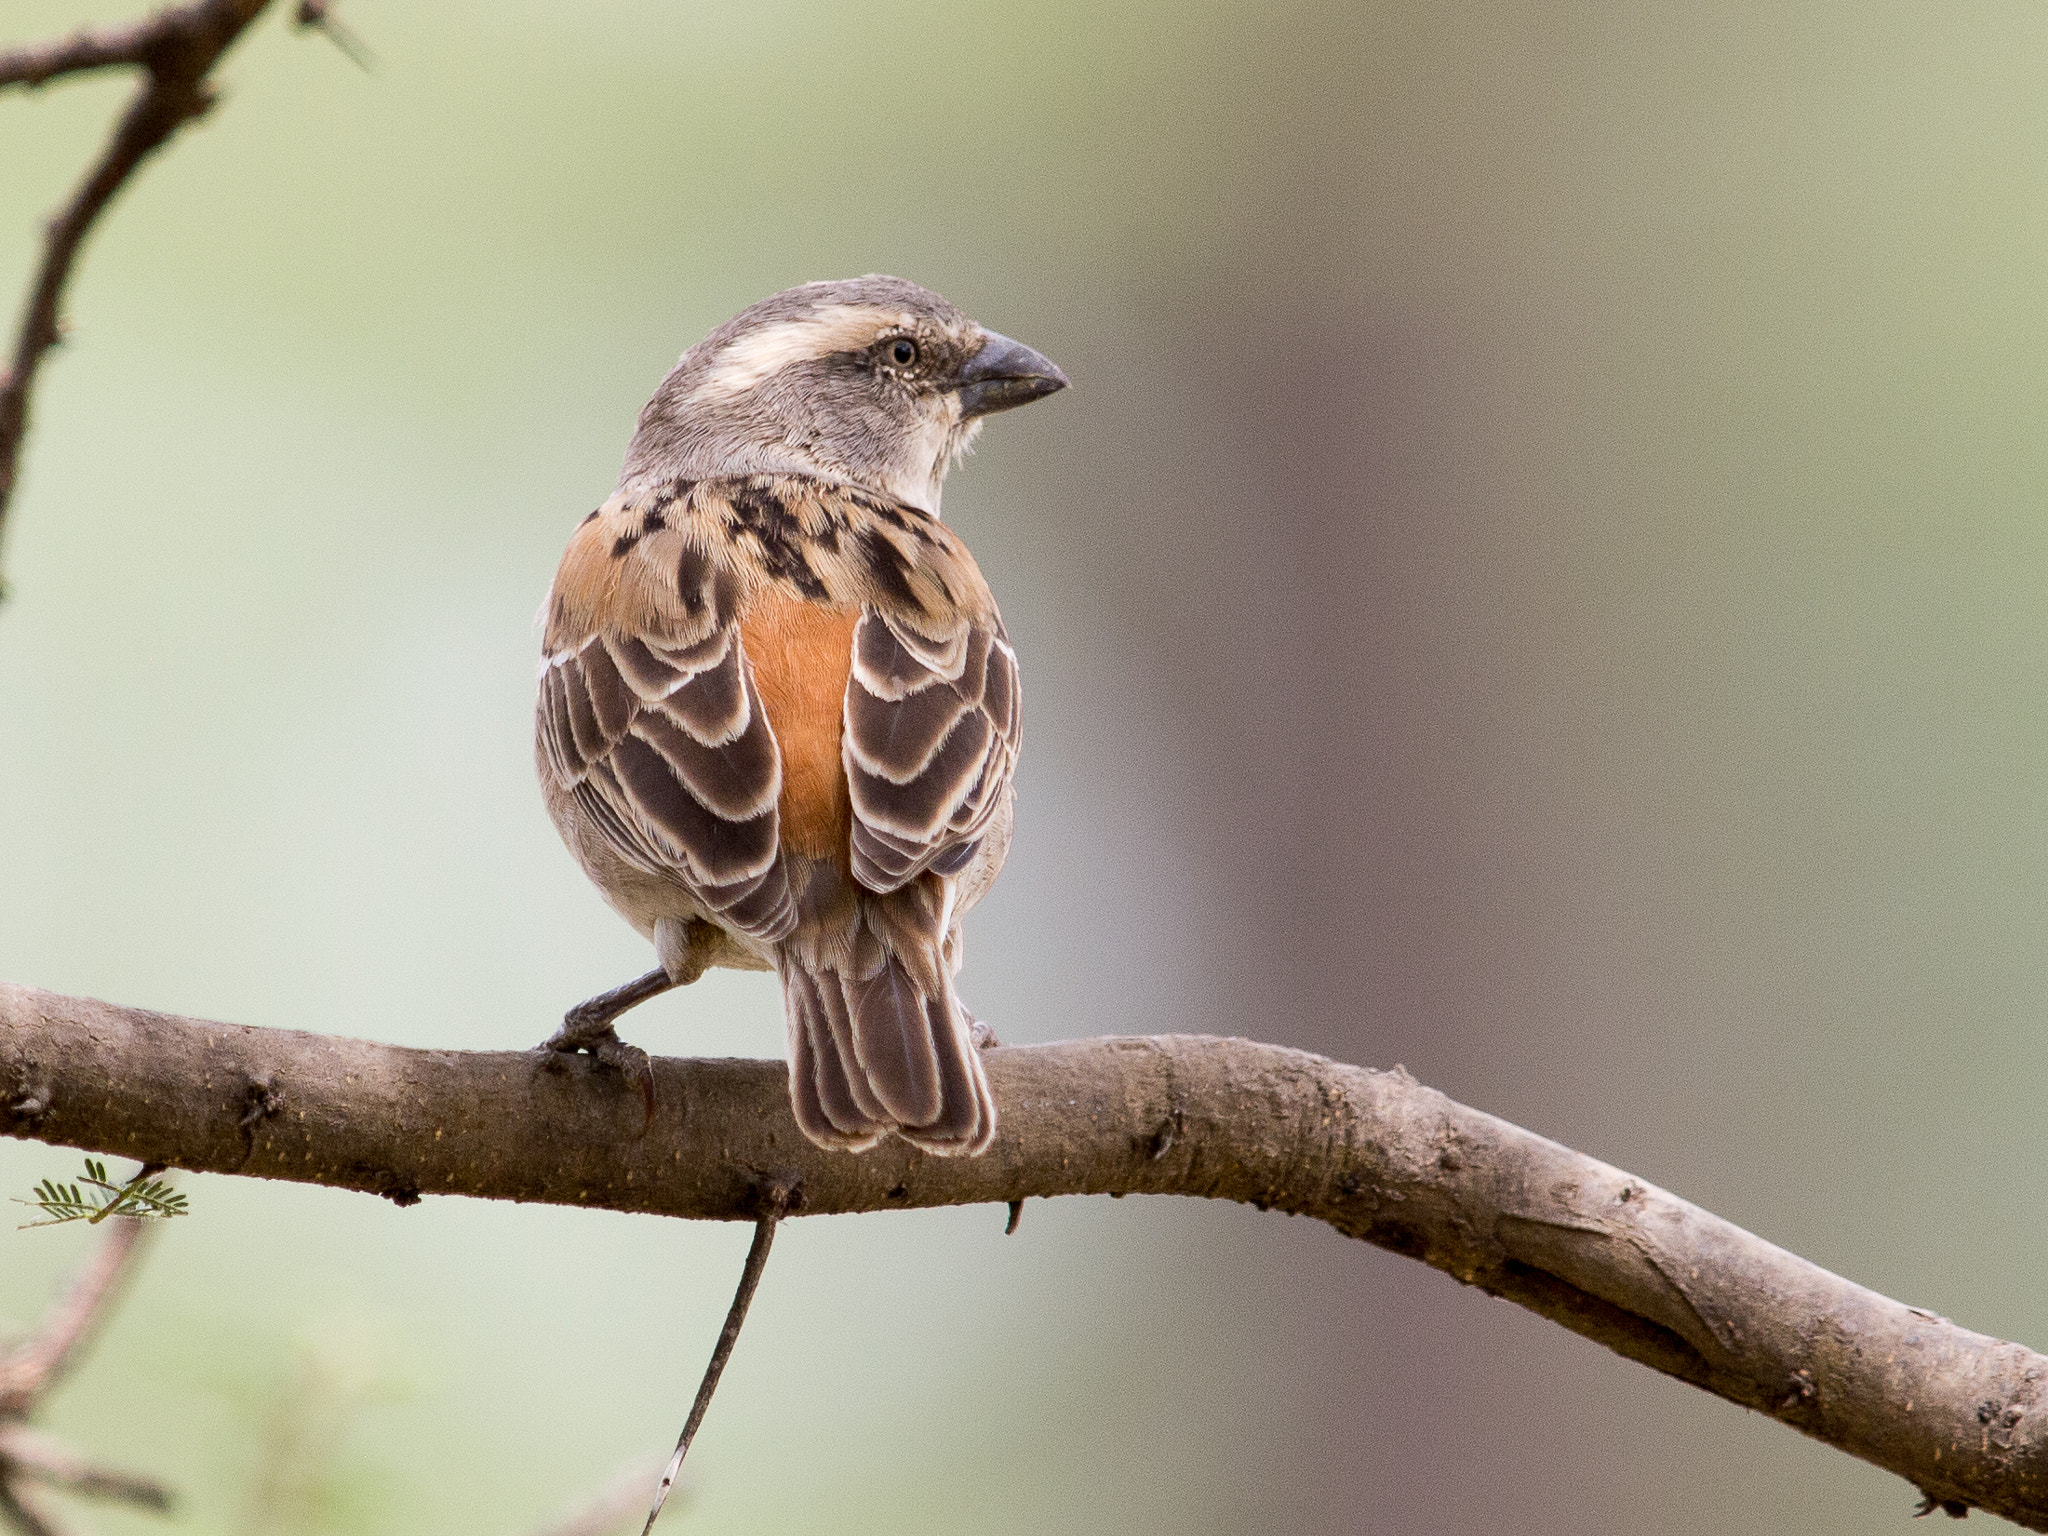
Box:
[2,2,2046,1532]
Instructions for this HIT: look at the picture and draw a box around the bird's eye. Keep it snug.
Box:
[888,337,918,367]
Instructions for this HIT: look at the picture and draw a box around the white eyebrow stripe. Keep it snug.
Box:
[689,305,900,399]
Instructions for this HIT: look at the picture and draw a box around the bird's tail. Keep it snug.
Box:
[777,874,995,1157]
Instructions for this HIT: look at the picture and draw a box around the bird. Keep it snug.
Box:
[533,275,1066,1156]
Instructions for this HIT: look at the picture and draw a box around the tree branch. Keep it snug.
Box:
[0,0,275,572]
[0,1481,65,1536]
[0,21,167,90]
[0,1429,172,1514]
[0,1211,174,1532]
[3,983,2042,1526]
[0,1214,152,1418]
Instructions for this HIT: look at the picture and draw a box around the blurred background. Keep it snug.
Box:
[2,1,2046,1530]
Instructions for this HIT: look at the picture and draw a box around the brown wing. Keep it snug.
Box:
[842,608,1021,894]
[537,499,795,940]
[541,473,1012,915]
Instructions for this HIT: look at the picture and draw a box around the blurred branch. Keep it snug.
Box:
[522,1460,665,1536]
[0,1213,175,1531]
[3,984,2045,1527]
[0,1484,62,1536]
[0,1213,152,1416]
[0,1429,172,1513]
[0,0,277,581]
[0,19,176,88]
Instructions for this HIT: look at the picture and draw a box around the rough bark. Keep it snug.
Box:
[1,980,2041,1525]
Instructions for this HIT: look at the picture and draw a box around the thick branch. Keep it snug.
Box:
[2,981,2043,1526]
[0,0,273,561]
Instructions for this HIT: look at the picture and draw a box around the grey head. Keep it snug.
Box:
[620,275,1068,514]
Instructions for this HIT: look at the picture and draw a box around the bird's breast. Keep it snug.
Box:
[739,591,859,865]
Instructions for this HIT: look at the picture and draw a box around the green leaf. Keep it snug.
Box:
[14,1159,191,1229]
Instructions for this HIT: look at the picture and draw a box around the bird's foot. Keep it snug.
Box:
[536,970,673,1132]
[536,1021,657,1133]
[540,967,675,1052]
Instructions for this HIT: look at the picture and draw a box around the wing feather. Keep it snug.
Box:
[844,610,1020,894]
[538,497,795,942]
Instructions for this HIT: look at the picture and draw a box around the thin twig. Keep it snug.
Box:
[0,1428,173,1512]
[0,0,275,582]
[0,1212,155,1417]
[639,1186,791,1534]
[292,1,374,74]
[0,19,165,90]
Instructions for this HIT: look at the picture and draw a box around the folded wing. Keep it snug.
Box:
[537,517,796,942]
[842,608,1021,895]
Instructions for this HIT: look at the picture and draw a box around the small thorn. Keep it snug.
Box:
[295,0,377,73]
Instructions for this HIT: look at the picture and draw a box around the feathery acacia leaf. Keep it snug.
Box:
[14,1158,189,1228]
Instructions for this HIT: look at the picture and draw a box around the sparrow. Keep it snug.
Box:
[533,276,1067,1156]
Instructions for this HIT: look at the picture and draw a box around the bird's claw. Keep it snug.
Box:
[535,1021,657,1135]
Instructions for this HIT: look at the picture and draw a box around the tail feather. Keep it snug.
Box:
[785,969,885,1149]
[919,993,988,1148]
[778,881,995,1157]
[851,955,943,1125]
[809,967,889,1123]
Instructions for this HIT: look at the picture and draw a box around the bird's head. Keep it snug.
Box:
[621,275,1068,514]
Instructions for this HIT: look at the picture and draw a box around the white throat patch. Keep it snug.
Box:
[875,394,975,515]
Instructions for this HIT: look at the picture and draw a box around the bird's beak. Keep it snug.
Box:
[955,331,1069,419]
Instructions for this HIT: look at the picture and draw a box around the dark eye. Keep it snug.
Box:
[888,337,918,367]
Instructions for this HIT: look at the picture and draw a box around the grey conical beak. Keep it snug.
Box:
[955,331,1069,419]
